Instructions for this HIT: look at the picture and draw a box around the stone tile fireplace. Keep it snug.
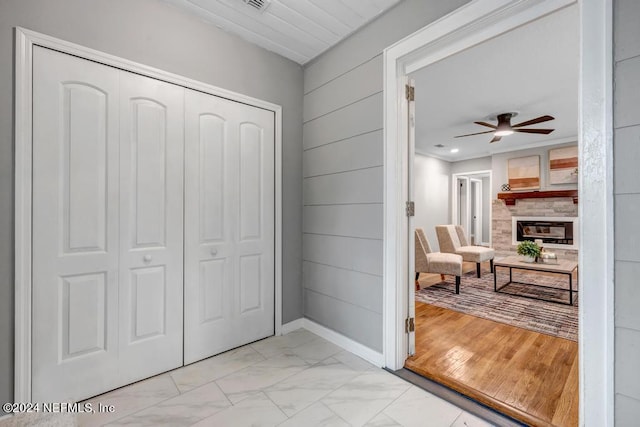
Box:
[492,196,578,261]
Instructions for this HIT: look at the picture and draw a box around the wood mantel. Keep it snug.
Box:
[497,190,578,206]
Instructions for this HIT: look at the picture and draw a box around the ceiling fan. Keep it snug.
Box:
[454,112,555,143]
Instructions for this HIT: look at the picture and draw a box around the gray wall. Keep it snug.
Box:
[302,0,469,352]
[0,0,303,407]
[450,156,492,175]
[414,154,451,252]
[613,0,640,422]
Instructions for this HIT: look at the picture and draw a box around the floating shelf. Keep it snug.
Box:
[497,190,578,206]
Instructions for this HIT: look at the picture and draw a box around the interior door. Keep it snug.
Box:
[118,71,185,381]
[32,46,185,402]
[184,89,275,364]
[32,47,121,401]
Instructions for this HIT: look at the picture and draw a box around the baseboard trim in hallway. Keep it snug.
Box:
[390,368,525,427]
[281,317,384,367]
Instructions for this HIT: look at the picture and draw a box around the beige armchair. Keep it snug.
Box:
[435,225,495,278]
[415,227,463,294]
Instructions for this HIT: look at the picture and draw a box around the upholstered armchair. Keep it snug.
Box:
[435,225,495,278]
[415,227,463,294]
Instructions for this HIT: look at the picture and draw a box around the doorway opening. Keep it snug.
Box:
[382,1,614,426]
[451,171,491,247]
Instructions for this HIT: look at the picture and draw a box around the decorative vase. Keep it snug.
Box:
[522,255,535,263]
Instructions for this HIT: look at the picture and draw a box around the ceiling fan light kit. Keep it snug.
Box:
[455,112,555,143]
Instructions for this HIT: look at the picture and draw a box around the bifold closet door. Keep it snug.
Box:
[184,89,275,364]
[117,71,184,383]
[32,47,121,402]
[32,46,184,402]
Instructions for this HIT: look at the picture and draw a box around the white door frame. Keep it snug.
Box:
[14,27,284,402]
[451,170,492,246]
[470,178,483,245]
[383,1,613,426]
[453,175,470,234]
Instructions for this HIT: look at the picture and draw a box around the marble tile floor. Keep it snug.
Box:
[2,329,498,427]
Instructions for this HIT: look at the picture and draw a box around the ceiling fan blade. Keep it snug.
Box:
[514,128,555,134]
[454,130,495,138]
[473,121,497,129]
[512,115,555,128]
[490,135,502,143]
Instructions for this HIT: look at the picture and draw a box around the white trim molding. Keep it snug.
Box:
[382,0,613,425]
[281,319,384,368]
[578,0,614,425]
[451,170,493,248]
[14,27,284,402]
[280,318,305,335]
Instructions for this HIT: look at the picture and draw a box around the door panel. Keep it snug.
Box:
[32,46,120,402]
[184,89,275,364]
[199,259,226,323]
[63,83,109,253]
[61,273,107,359]
[199,114,226,243]
[130,99,168,247]
[119,72,184,381]
[239,254,262,314]
[130,267,167,341]
[239,123,263,241]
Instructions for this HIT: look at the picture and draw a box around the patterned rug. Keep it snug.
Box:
[416,269,578,341]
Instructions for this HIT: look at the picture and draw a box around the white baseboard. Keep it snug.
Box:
[280,318,305,335]
[281,317,384,368]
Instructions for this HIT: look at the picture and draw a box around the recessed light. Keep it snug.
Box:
[450,148,459,153]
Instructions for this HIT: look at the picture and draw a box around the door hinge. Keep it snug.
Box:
[405,317,415,333]
[405,84,415,101]
[406,201,415,217]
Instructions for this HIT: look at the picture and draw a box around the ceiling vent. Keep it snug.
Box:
[242,0,271,13]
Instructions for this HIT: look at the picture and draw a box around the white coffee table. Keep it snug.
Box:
[493,255,578,305]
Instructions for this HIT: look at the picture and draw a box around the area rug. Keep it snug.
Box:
[416,269,578,341]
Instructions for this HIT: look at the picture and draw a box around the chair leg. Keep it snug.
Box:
[490,259,494,273]
[476,262,481,278]
[415,272,420,281]
[440,274,445,281]
[455,276,460,294]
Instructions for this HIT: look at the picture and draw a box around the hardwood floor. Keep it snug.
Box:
[407,264,579,427]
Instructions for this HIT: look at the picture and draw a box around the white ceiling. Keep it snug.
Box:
[164,0,401,64]
[411,4,579,162]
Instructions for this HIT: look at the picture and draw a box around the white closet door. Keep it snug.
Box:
[118,72,184,380]
[32,47,121,401]
[184,89,275,364]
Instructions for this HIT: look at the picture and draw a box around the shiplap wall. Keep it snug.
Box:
[302,0,469,352]
[613,0,640,422]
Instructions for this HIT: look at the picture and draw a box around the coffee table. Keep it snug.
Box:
[493,255,578,305]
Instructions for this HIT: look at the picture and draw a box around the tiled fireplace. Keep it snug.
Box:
[492,197,578,261]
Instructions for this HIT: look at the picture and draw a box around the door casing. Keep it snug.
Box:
[450,170,492,247]
[382,0,614,425]
[14,27,283,402]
